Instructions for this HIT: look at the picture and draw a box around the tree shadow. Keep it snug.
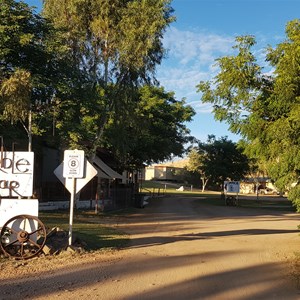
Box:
[0,251,298,299]
[125,228,299,249]
[1,195,299,299]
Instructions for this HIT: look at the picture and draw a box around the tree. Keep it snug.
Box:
[187,148,209,192]
[197,21,300,210]
[103,85,195,169]
[0,69,33,149]
[188,136,250,190]
[0,0,74,148]
[1,69,31,124]
[0,0,50,77]
[42,0,175,156]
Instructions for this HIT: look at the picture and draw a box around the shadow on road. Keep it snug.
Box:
[126,228,300,249]
[1,195,299,299]
[0,251,297,299]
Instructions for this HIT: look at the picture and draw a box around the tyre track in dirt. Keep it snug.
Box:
[0,195,300,299]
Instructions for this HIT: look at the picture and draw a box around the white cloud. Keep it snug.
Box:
[189,101,213,114]
[163,26,234,66]
[157,26,272,115]
[157,26,235,111]
[156,26,275,143]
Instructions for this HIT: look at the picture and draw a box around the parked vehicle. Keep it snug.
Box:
[259,187,279,195]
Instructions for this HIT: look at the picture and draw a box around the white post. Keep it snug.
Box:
[69,177,76,246]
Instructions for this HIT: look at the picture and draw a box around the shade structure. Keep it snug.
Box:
[93,156,123,179]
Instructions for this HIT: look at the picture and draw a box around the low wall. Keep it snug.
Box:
[39,199,113,211]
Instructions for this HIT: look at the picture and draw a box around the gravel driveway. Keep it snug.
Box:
[1,195,300,299]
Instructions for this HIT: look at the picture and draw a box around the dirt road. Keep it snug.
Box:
[1,195,300,299]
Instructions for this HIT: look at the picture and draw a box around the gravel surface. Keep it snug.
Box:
[1,195,300,299]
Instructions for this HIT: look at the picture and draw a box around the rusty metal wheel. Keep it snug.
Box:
[0,214,46,260]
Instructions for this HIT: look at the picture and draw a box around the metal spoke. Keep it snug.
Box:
[1,214,47,260]
[20,243,25,258]
[28,226,43,235]
[3,238,19,248]
[27,238,41,249]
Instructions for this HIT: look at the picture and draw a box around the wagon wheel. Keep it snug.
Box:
[0,214,47,260]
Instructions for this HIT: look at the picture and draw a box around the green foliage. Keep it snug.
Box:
[0,0,193,170]
[197,22,300,209]
[42,0,175,155]
[187,148,210,191]
[189,135,251,189]
[289,185,300,212]
[103,85,195,167]
[0,0,48,74]
[0,0,72,145]
[43,0,174,81]
[0,69,31,123]
[197,35,262,135]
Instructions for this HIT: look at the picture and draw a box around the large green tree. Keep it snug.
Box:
[197,21,300,209]
[42,0,175,156]
[103,85,195,169]
[1,0,193,169]
[188,136,251,190]
[186,148,209,192]
[0,0,76,148]
[0,0,44,139]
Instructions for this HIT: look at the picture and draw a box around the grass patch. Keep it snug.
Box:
[161,189,295,211]
[140,180,219,195]
[140,180,190,194]
[202,195,295,211]
[238,198,294,211]
[39,210,129,251]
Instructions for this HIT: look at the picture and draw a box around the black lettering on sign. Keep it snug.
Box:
[0,180,20,197]
[0,157,13,174]
[0,157,31,174]
[15,159,30,173]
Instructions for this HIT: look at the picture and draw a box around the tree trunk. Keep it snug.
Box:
[201,177,209,192]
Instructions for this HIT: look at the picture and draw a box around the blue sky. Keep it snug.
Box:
[25,0,299,142]
[158,0,300,142]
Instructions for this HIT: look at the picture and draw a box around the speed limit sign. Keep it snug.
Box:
[63,150,85,178]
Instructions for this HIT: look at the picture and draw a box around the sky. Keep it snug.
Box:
[158,0,300,142]
[24,0,300,142]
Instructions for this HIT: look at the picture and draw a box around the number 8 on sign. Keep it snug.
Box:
[63,150,85,178]
[69,159,79,169]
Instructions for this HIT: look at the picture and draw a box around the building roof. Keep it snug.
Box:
[93,156,123,179]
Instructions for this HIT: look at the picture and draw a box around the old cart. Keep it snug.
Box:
[0,144,47,260]
[0,213,46,260]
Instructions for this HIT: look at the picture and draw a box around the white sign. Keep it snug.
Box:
[55,158,97,194]
[0,152,34,197]
[54,157,97,246]
[63,150,85,178]
[0,199,38,226]
[224,181,240,193]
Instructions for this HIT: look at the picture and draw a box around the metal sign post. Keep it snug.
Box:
[68,177,76,245]
[55,150,98,246]
[63,150,85,246]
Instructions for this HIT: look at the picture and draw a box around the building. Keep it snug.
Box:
[145,161,186,182]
